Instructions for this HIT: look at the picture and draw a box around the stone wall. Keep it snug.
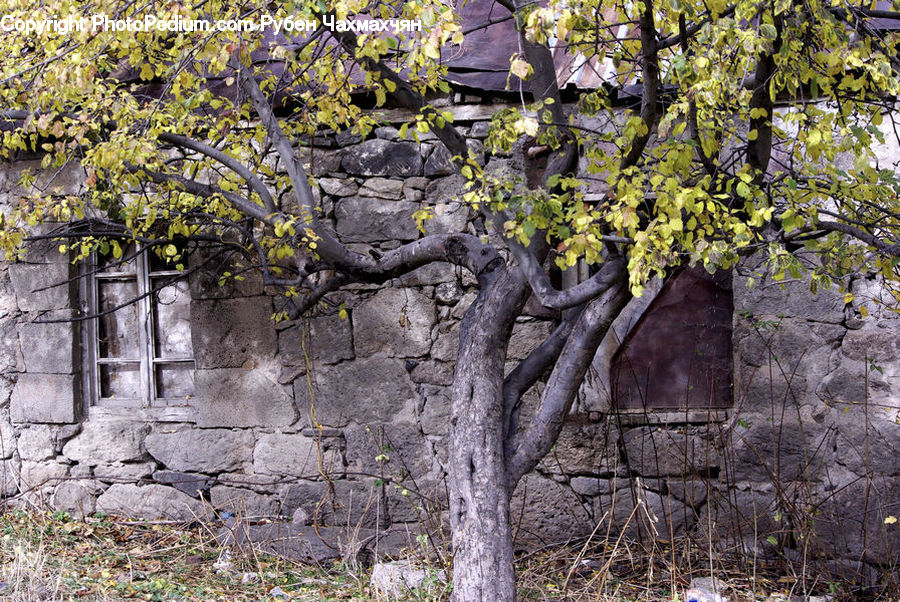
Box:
[0,106,897,582]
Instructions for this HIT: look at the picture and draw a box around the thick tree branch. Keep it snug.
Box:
[138,163,503,281]
[290,273,353,316]
[509,247,627,309]
[502,303,586,445]
[135,165,272,223]
[621,0,659,169]
[815,220,900,256]
[657,5,737,50]
[680,13,717,175]
[746,17,781,175]
[235,60,356,267]
[157,132,277,214]
[505,278,630,486]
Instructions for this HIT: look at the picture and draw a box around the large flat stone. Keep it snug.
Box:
[0,458,19,496]
[93,461,157,482]
[187,246,264,300]
[335,197,420,242]
[733,269,844,323]
[537,422,620,475]
[341,139,423,177]
[623,427,722,477]
[424,144,455,176]
[344,422,431,480]
[210,485,281,517]
[19,460,68,490]
[422,202,469,236]
[841,322,900,362]
[318,177,358,197]
[595,484,696,540]
[52,480,100,519]
[303,149,343,177]
[16,425,56,461]
[8,261,72,311]
[97,483,207,521]
[507,320,555,361]
[0,160,85,197]
[62,419,150,464]
[10,374,76,424]
[253,432,342,477]
[152,470,215,497]
[145,428,254,473]
[509,474,595,547]
[280,480,387,528]
[217,519,343,563]
[18,322,75,373]
[194,366,298,428]
[358,177,404,199]
[277,314,354,366]
[191,297,276,368]
[293,356,416,426]
[353,288,435,357]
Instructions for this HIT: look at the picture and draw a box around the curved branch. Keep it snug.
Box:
[135,165,272,222]
[138,164,503,280]
[502,303,587,446]
[508,246,627,310]
[657,5,736,50]
[505,277,630,487]
[815,220,900,256]
[158,132,277,214]
[290,273,353,317]
[235,60,358,267]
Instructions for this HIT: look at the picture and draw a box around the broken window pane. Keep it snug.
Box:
[97,279,141,359]
[151,278,192,358]
[92,245,195,408]
[99,363,141,399]
[155,362,195,399]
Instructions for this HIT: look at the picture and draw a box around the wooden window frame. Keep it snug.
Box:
[81,247,195,418]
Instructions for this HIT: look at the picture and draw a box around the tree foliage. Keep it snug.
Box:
[3,0,900,598]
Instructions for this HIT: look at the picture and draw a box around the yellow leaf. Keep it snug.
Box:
[844,292,854,304]
[510,57,532,80]
[885,516,897,524]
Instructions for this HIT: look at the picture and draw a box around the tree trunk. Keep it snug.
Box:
[447,266,525,602]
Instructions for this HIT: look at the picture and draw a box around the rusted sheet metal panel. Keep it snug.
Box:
[611,267,733,410]
[445,0,632,92]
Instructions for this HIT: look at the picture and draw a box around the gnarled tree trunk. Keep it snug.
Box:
[448,265,526,602]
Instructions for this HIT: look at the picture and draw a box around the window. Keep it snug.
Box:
[83,245,195,409]
[610,266,733,410]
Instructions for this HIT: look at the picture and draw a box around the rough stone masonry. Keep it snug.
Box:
[0,106,897,583]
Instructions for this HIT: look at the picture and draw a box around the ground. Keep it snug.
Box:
[0,509,886,601]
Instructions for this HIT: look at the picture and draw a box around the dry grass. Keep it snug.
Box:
[0,507,892,601]
[0,508,369,600]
